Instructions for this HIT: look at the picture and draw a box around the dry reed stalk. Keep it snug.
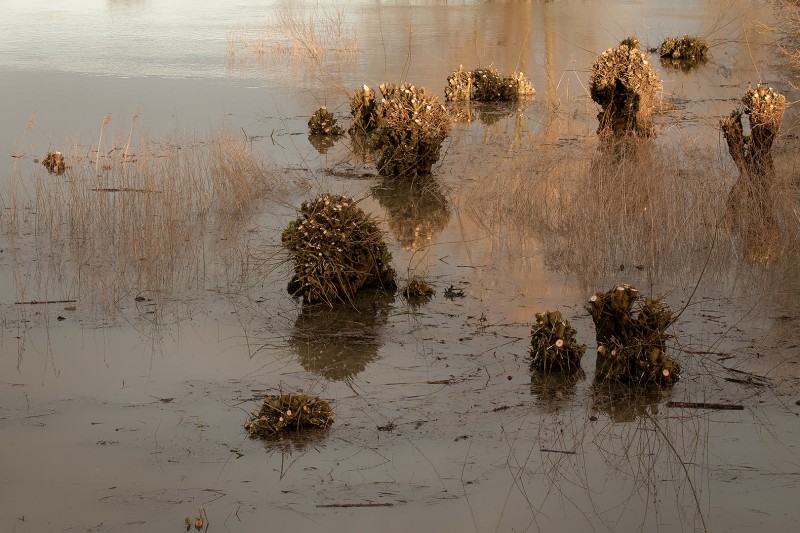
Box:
[459,129,800,281]
[226,3,358,66]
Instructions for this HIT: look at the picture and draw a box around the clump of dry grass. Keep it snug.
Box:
[349,85,379,133]
[281,194,396,305]
[590,38,662,136]
[244,392,333,437]
[401,275,435,299]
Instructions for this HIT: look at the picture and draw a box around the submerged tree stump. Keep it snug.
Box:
[590,38,662,136]
[42,150,66,175]
[529,310,586,373]
[586,285,680,385]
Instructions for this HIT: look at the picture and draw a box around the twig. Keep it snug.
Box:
[540,448,577,454]
[316,502,394,508]
[666,401,744,410]
[15,299,76,305]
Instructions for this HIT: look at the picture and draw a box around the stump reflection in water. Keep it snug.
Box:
[289,290,393,381]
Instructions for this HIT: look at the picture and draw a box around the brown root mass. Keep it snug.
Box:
[244,393,333,436]
[282,194,396,305]
[529,310,586,373]
[590,38,662,136]
[585,285,680,385]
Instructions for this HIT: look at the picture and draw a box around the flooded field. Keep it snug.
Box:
[1,1,799,531]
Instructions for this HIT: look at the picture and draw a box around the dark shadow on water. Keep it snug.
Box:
[590,380,672,423]
[530,369,586,413]
[289,290,394,381]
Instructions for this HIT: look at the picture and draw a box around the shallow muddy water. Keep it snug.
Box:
[2,1,800,532]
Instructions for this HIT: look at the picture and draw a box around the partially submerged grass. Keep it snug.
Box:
[460,124,800,283]
[5,126,290,311]
[226,2,358,66]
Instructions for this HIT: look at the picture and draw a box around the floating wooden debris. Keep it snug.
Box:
[42,150,66,175]
[244,392,333,436]
[529,310,586,373]
[282,194,396,305]
[590,37,662,136]
[586,284,681,385]
[308,106,344,135]
[658,35,709,70]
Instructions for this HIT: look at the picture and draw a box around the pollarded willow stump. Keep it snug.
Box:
[585,284,680,385]
[376,82,451,177]
[444,65,535,102]
[721,84,787,262]
[308,106,343,136]
[721,84,786,188]
[529,310,586,373]
[349,85,379,133]
[590,38,662,136]
[282,194,396,305]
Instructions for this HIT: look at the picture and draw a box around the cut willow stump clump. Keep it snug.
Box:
[529,310,586,373]
[590,37,662,136]
[721,84,787,263]
[586,285,680,385]
[244,393,333,437]
[721,84,787,184]
[282,194,396,305]
[658,35,708,70]
[376,82,450,178]
[42,150,66,175]
[349,84,379,133]
[444,65,535,102]
[308,106,344,135]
